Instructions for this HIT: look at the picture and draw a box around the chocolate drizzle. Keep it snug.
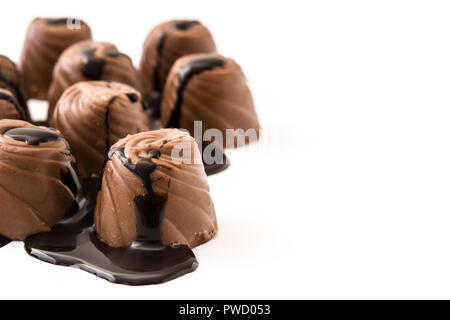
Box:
[80,47,105,80]
[4,127,63,145]
[173,20,199,31]
[0,91,26,120]
[166,55,226,128]
[46,18,69,25]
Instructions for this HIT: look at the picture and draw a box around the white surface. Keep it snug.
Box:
[1,0,450,299]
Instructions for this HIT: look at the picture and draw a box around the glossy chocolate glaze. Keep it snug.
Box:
[166,55,226,128]
[0,91,26,120]
[4,127,62,145]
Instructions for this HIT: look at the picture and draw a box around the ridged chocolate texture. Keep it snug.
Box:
[139,20,216,109]
[19,17,92,100]
[48,40,140,118]
[0,55,28,118]
[94,129,217,248]
[161,54,260,147]
[50,81,150,178]
[0,120,79,240]
[0,89,26,120]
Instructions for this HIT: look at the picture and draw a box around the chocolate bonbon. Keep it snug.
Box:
[19,18,92,100]
[0,120,80,240]
[48,41,139,118]
[139,20,216,115]
[161,54,260,147]
[50,81,150,178]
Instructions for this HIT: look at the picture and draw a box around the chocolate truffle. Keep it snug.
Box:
[94,129,217,248]
[0,120,80,240]
[139,20,216,113]
[0,89,26,120]
[161,54,260,147]
[19,18,92,100]
[48,40,140,118]
[0,55,28,117]
[50,81,150,178]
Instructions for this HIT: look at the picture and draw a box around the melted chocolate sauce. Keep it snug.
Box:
[173,20,199,31]
[0,91,26,120]
[104,97,117,153]
[166,55,226,128]
[4,127,63,145]
[80,47,105,80]
[147,115,230,175]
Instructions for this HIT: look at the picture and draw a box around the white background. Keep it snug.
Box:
[1,0,450,299]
